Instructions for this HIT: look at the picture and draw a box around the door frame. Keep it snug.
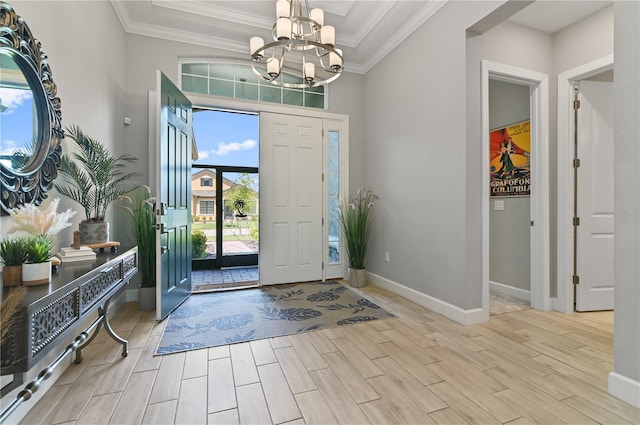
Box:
[481,60,550,319]
[555,55,614,313]
[185,94,349,282]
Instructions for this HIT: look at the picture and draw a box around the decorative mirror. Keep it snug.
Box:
[0,2,63,214]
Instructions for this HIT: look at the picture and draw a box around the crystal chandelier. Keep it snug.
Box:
[250,0,344,88]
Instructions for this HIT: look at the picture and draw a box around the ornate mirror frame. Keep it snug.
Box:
[0,2,63,214]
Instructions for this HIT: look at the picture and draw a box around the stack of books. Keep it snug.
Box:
[57,246,97,263]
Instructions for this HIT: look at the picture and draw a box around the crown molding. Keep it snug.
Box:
[151,0,273,30]
[340,0,396,48]
[360,0,448,73]
[110,0,449,76]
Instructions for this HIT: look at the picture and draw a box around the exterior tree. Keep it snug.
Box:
[224,173,258,217]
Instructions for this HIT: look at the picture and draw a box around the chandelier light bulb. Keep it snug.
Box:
[277,17,292,40]
[309,8,324,27]
[267,59,280,78]
[329,48,342,71]
[321,25,335,47]
[304,62,315,83]
[276,0,290,18]
[250,37,264,59]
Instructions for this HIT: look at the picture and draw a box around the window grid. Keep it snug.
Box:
[199,200,215,215]
[182,61,325,109]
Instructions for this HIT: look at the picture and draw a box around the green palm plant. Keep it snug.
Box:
[119,186,156,288]
[338,188,378,269]
[54,125,140,223]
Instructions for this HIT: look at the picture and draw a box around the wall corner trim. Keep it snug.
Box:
[367,272,487,325]
[608,371,640,408]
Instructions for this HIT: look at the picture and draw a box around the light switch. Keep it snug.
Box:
[494,200,505,211]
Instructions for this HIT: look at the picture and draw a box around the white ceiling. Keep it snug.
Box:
[110,0,612,75]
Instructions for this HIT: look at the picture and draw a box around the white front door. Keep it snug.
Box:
[576,80,614,311]
[259,112,323,285]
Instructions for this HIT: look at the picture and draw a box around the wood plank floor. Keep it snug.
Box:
[19,283,638,425]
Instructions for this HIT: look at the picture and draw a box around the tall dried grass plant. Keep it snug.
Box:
[338,188,378,269]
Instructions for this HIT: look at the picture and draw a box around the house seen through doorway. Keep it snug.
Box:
[191,109,259,292]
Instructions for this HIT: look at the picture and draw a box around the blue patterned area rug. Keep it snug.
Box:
[156,281,395,355]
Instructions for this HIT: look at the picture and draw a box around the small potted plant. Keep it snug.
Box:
[54,125,140,244]
[119,186,156,310]
[0,237,28,286]
[7,197,75,285]
[338,187,378,287]
[22,234,55,286]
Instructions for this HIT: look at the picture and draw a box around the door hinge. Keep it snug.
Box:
[322,261,325,270]
[573,158,581,168]
[530,220,534,226]
[573,99,581,109]
[322,173,324,182]
[573,275,580,284]
[573,217,580,226]
[322,217,324,226]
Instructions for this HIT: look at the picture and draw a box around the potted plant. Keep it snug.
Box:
[54,125,140,244]
[6,198,75,285]
[119,186,156,311]
[22,234,55,285]
[1,237,28,286]
[338,187,378,287]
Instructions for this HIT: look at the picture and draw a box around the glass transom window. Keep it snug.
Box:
[181,60,325,109]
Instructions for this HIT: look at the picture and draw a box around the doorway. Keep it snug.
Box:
[488,79,532,315]
[191,109,260,291]
[481,60,550,319]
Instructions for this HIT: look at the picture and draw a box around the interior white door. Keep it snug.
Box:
[576,80,614,311]
[260,112,323,285]
[155,71,192,320]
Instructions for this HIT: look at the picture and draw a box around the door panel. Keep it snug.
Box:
[260,112,323,285]
[156,71,192,320]
[576,80,614,311]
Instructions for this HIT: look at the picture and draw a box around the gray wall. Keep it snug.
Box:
[489,80,530,292]
[613,0,640,400]
[364,0,502,310]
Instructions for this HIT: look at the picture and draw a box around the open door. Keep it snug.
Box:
[155,71,193,320]
[575,80,614,311]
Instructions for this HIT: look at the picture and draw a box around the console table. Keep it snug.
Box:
[0,246,137,422]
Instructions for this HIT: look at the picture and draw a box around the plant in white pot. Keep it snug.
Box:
[7,198,75,285]
[22,234,55,285]
[338,187,378,288]
[54,125,140,244]
[119,186,156,311]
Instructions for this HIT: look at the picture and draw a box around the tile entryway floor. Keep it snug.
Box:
[191,266,259,292]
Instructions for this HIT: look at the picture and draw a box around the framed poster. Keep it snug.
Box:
[489,120,530,197]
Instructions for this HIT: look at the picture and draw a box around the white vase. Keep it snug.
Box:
[22,261,52,286]
[348,267,367,288]
[79,222,110,244]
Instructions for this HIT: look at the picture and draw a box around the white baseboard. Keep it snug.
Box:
[490,281,531,303]
[367,272,487,325]
[609,372,640,408]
